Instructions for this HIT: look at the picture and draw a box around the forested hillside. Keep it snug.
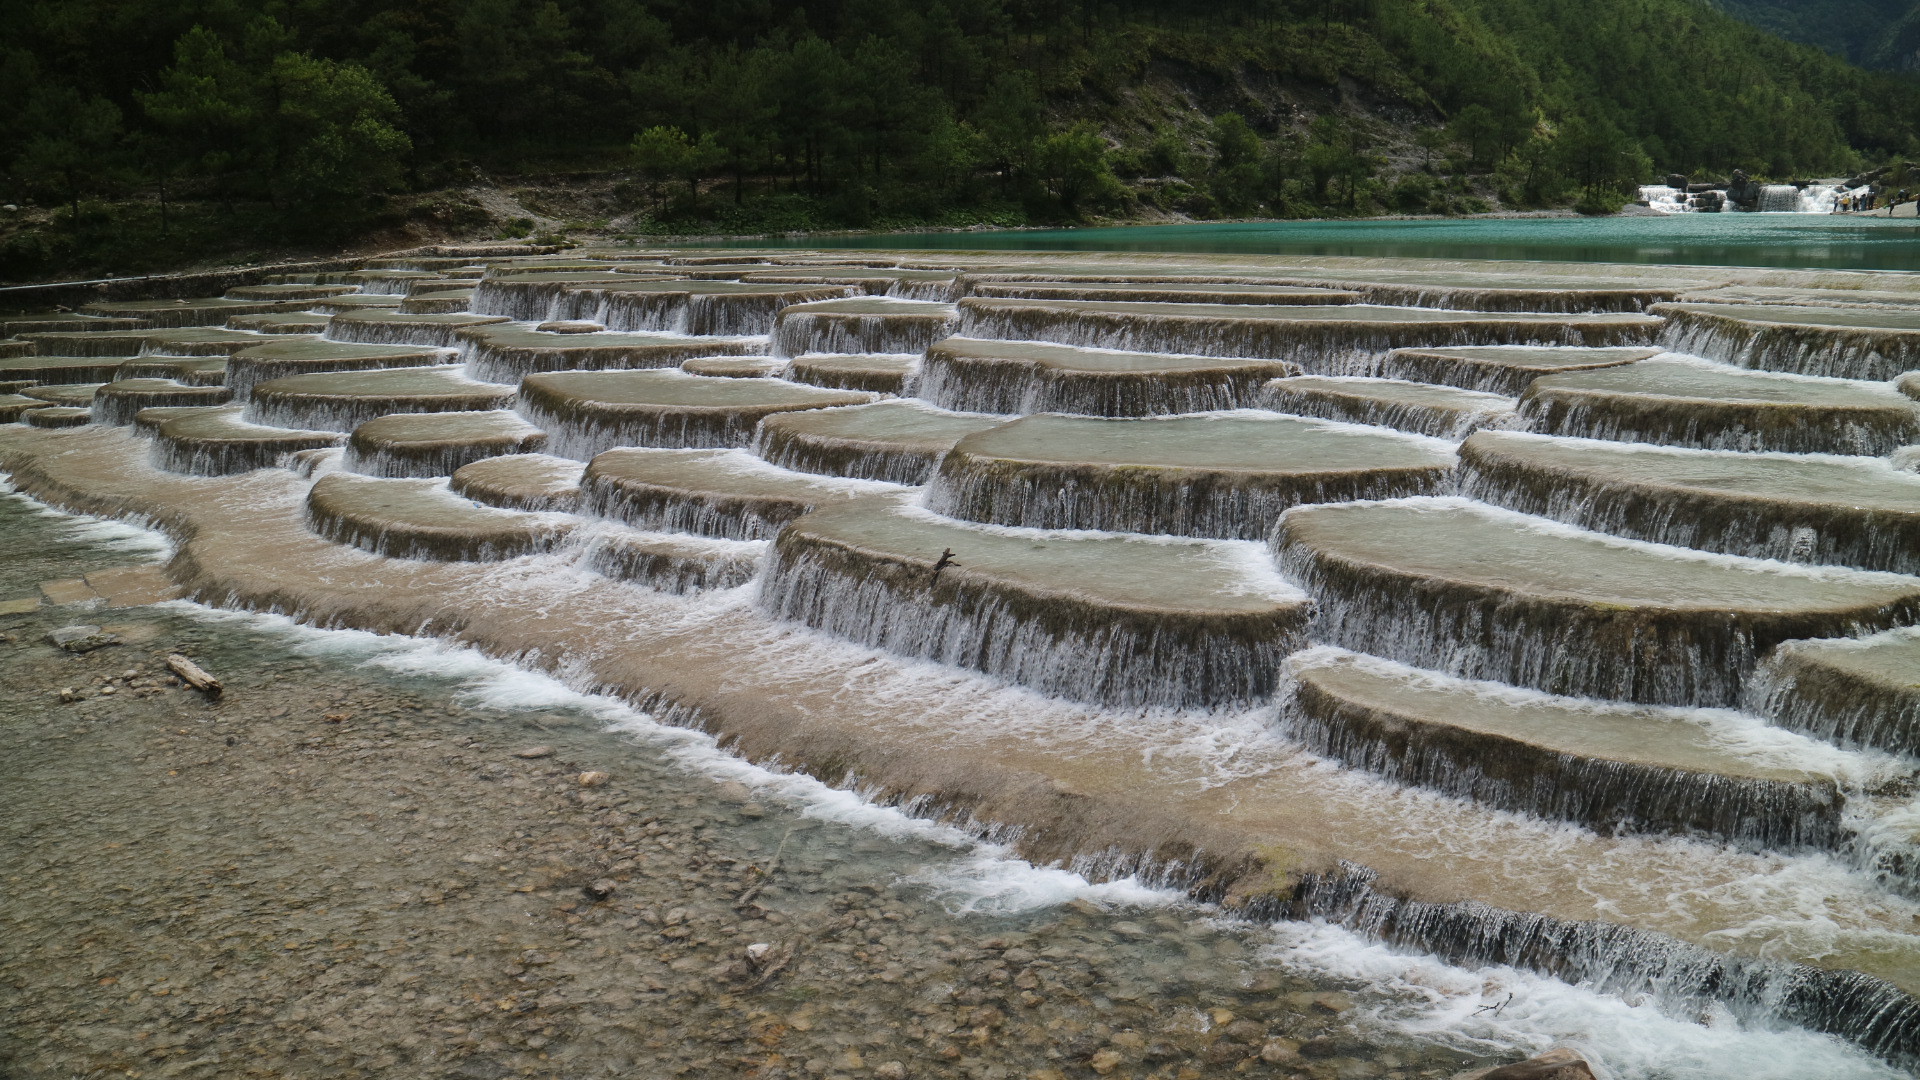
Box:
[4,0,1919,279]
[1712,0,1920,68]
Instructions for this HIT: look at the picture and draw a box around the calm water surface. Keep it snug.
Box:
[723,215,1920,273]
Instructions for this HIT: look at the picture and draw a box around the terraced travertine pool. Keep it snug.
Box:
[8,245,1920,1078]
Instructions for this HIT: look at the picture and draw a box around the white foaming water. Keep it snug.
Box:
[1289,645,1900,784]
[0,479,175,560]
[1639,184,1847,215]
[905,852,1179,916]
[167,605,1918,1078]
[1652,348,1905,388]
[1261,919,1907,1080]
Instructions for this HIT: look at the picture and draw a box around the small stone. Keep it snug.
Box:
[715,781,754,803]
[1087,1049,1123,1075]
[1309,991,1353,1014]
[583,879,617,901]
[535,320,605,334]
[578,770,610,787]
[737,802,766,819]
[1223,1019,1264,1044]
[745,942,774,964]
[1259,1038,1300,1065]
[1298,1035,1342,1059]
[57,687,83,703]
[873,1062,907,1080]
[1202,1040,1242,1065]
[513,746,553,759]
[1474,1048,1598,1080]
[1109,921,1147,939]
[48,625,118,653]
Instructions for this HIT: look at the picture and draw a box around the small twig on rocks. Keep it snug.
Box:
[1473,992,1514,1017]
[733,827,793,909]
[166,653,223,698]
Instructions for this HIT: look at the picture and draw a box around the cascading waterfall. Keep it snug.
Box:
[1269,862,1920,1071]
[1655,305,1920,382]
[1266,376,1520,439]
[224,351,450,400]
[90,381,232,426]
[925,417,1455,541]
[579,449,894,542]
[150,409,345,477]
[304,474,576,562]
[1272,498,1920,708]
[953,299,1659,368]
[1276,648,1850,851]
[750,431,941,484]
[455,332,751,383]
[912,340,1295,417]
[322,315,502,349]
[1457,434,1920,576]
[245,383,516,435]
[1745,631,1920,756]
[1759,185,1804,212]
[341,413,548,479]
[771,302,959,359]
[759,504,1308,709]
[567,522,767,594]
[23,243,1920,1073]
[595,287,852,337]
[1640,183,1844,213]
[924,463,1447,541]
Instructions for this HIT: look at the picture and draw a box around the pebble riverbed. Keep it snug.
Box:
[0,488,1507,1080]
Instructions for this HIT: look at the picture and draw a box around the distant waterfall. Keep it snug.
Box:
[1758,185,1803,212]
[1639,182,1845,213]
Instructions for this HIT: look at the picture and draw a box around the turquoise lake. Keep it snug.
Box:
[725,214,1920,272]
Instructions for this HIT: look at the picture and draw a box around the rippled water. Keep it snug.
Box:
[722,216,1920,272]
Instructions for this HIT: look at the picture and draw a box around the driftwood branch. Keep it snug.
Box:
[166,654,223,697]
[930,547,960,584]
[733,827,794,909]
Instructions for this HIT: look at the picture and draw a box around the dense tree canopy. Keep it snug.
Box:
[1,0,1916,256]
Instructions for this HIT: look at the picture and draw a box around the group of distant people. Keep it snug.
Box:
[1835,187,1909,213]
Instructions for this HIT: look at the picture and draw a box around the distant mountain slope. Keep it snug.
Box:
[1869,5,1920,67]
[1712,0,1920,67]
